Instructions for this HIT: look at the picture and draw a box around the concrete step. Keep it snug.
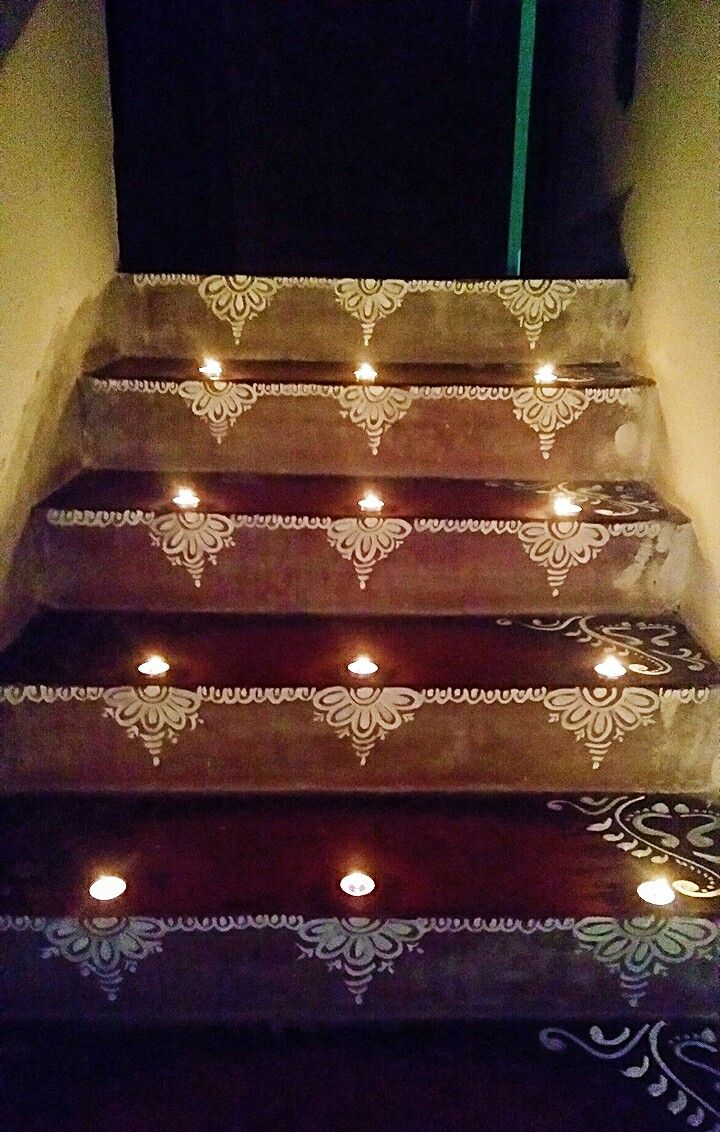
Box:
[82,359,656,479]
[35,473,690,615]
[0,609,716,792]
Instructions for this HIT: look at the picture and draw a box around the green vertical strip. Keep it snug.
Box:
[506,0,537,276]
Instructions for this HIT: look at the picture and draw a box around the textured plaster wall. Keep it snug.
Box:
[623,0,720,653]
[0,0,116,635]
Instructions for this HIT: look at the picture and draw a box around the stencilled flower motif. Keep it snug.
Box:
[147,512,236,586]
[335,384,415,454]
[176,380,258,443]
[333,278,410,344]
[572,916,719,1006]
[42,917,167,1000]
[542,687,661,769]
[517,521,611,595]
[198,275,279,341]
[102,686,203,765]
[494,279,578,348]
[295,917,429,1003]
[312,686,425,764]
[324,517,413,588]
[511,386,593,458]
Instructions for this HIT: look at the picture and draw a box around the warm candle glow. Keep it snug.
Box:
[594,655,627,679]
[89,874,127,902]
[138,655,170,677]
[637,877,676,906]
[173,486,200,509]
[358,491,384,513]
[552,492,582,517]
[340,870,375,897]
[199,357,223,380]
[347,654,378,676]
[534,364,557,385]
[354,362,377,383]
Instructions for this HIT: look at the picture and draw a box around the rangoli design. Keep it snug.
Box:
[548,796,720,899]
[46,509,670,598]
[132,275,613,349]
[540,1022,720,1130]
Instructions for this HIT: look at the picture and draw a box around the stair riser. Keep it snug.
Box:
[82,380,655,479]
[121,275,629,362]
[36,516,689,615]
[1,687,716,791]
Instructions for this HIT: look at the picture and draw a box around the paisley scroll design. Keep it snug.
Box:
[571,917,719,1005]
[41,917,167,1001]
[324,517,413,587]
[311,686,425,764]
[498,616,712,676]
[540,1022,720,1129]
[547,795,720,898]
[101,686,204,766]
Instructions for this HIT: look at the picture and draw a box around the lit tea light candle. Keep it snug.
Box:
[358,491,384,513]
[551,492,582,517]
[340,870,375,897]
[347,654,378,676]
[138,654,170,677]
[199,357,223,381]
[534,364,557,385]
[354,362,377,383]
[173,486,200,509]
[594,655,627,679]
[89,874,127,902]
[637,877,676,906]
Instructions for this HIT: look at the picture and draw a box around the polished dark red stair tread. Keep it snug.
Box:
[43,471,683,523]
[90,356,652,389]
[0,609,715,689]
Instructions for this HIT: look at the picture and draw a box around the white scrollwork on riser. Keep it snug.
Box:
[90,376,637,458]
[0,683,711,771]
[132,275,613,349]
[3,915,715,1010]
[45,509,670,597]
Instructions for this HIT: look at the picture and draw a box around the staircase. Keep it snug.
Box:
[0,276,718,1129]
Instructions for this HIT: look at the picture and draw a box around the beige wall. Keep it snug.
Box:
[0,0,116,634]
[623,0,719,653]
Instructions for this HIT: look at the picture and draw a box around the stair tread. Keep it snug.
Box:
[1,609,716,689]
[90,357,652,389]
[44,472,684,524]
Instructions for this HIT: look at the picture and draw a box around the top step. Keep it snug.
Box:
[83,359,654,479]
[116,275,629,363]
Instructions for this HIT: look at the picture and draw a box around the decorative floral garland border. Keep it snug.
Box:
[0,682,710,771]
[90,375,638,458]
[131,275,616,349]
[540,1021,720,1130]
[1,914,716,1010]
[45,508,670,596]
[548,796,720,899]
